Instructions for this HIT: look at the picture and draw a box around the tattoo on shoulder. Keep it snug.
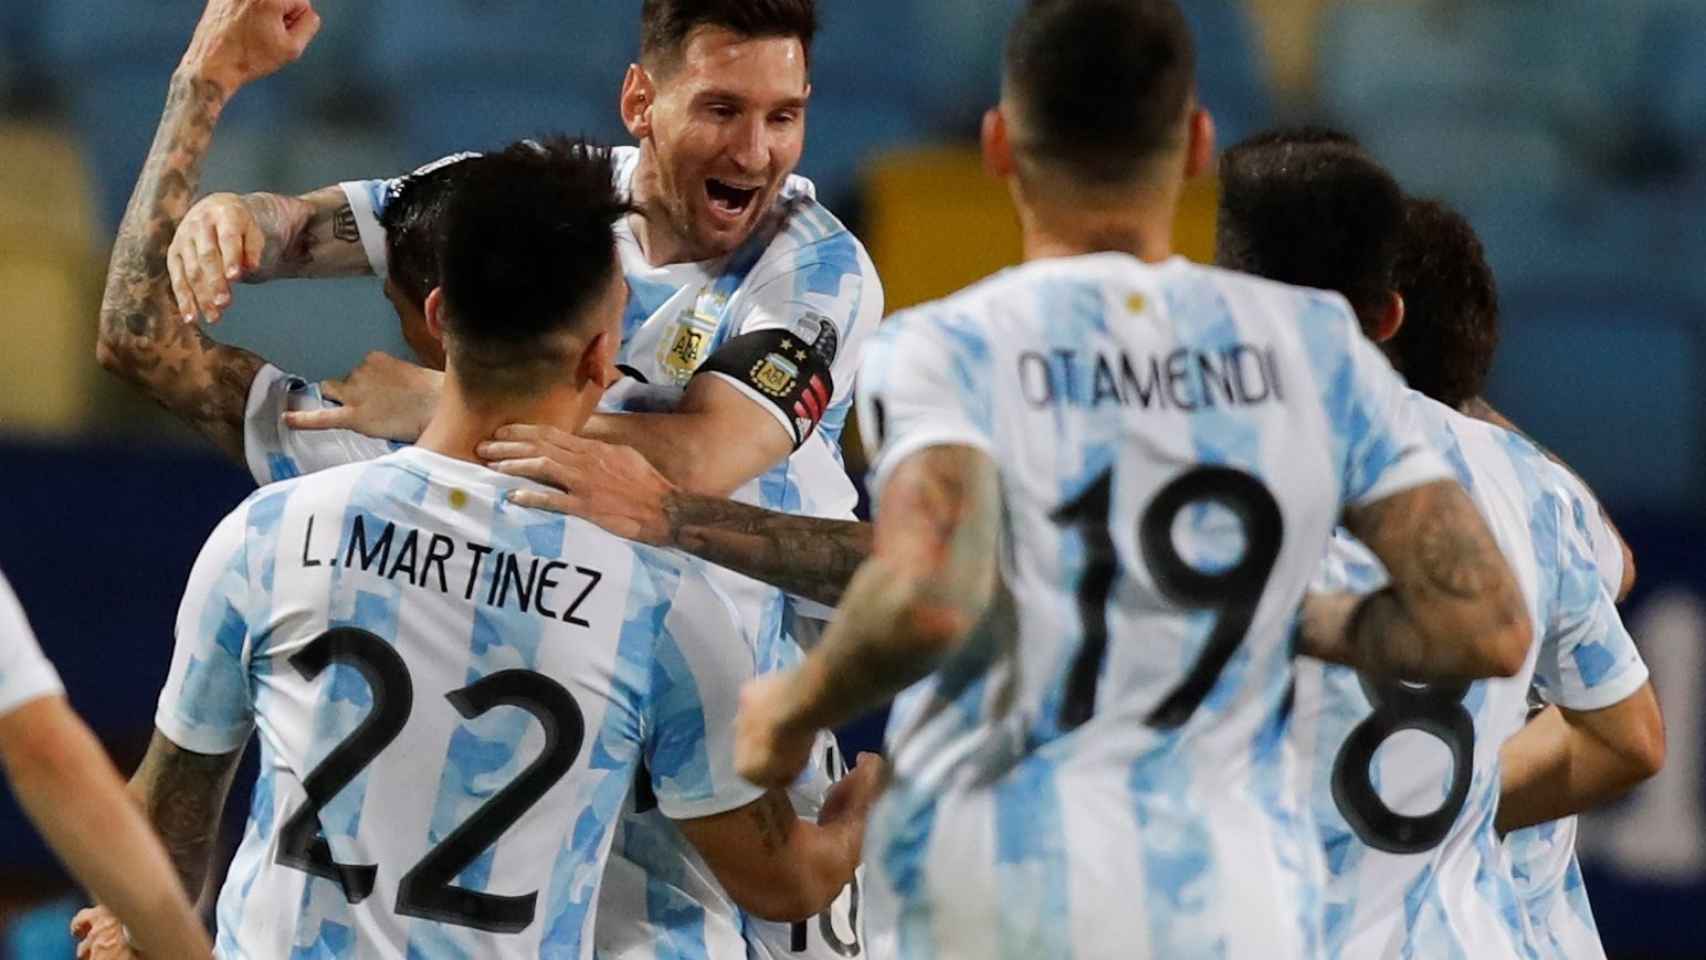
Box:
[332,204,359,244]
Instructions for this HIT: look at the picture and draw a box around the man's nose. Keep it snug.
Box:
[731,116,768,174]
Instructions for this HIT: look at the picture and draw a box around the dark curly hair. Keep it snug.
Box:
[1386,198,1501,409]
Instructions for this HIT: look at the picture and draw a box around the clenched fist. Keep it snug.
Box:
[180,0,322,94]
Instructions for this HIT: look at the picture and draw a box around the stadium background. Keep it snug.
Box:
[0,1,1702,955]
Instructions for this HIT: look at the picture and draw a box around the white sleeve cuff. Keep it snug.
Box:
[153,708,253,758]
[340,180,392,277]
[1554,658,1651,714]
[868,428,995,509]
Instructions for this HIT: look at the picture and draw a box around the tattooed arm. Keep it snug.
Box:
[168,185,370,325]
[734,446,1001,788]
[128,730,247,898]
[95,0,322,462]
[1299,479,1531,681]
[677,760,883,922]
[484,424,871,607]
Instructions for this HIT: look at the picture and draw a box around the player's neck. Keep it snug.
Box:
[417,378,594,465]
[1015,192,1176,265]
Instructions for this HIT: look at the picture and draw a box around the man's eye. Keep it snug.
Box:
[708,105,738,120]
[770,112,799,126]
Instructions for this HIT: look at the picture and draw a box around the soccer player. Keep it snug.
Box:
[0,570,212,960]
[733,2,1533,957]
[1392,199,1660,960]
[105,2,876,956]
[85,108,875,960]
[1214,134,1663,959]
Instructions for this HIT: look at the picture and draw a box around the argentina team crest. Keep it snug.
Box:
[656,287,728,385]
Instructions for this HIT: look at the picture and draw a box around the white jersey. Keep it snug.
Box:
[857,254,1453,960]
[1292,395,1649,960]
[1502,470,1626,960]
[0,570,64,718]
[156,448,767,959]
[245,147,879,959]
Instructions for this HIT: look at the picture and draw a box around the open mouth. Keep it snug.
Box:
[705,178,762,220]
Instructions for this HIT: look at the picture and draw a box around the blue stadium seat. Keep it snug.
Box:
[800,94,932,214]
[1641,4,1706,153]
[216,277,413,383]
[1316,4,1487,131]
[811,0,920,111]
[1361,108,1571,212]
[1489,284,1705,510]
[909,0,1021,129]
[276,123,409,196]
[392,77,621,168]
[1178,0,1271,146]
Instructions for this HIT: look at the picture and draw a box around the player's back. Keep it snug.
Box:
[170,448,754,959]
[1293,398,1645,960]
[862,253,1449,959]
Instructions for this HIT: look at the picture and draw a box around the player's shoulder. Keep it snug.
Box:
[760,178,874,279]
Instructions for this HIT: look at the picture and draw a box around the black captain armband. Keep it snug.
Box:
[697,318,839,449]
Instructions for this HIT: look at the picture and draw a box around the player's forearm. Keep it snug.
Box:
[128,731,243,899]
[721,792,859,922]
[94,67,261,460]
[241,186,373,281]
[1300,588,1522,682]
[1496,702,1664,833]
[582,410,783,498]
[662,493,871,606]
[1,702,211,958]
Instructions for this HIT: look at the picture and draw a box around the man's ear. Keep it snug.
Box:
[582,330,623,389]
[1184,107,1216,181]
[982,106,1015,180]
[1373,291,1406,344]
[425,287,448,344]
[621,64,656,140]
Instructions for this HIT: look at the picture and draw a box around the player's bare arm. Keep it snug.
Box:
[1462,396,1637,599]
[1496,686,1665,834]
[128,730,247,898]
[677,758,882,923]
[95,0,322,462]
[0,699,212,960]
[170,185,368,324]
[1301,479,1531,681]
[484,424,872,607]
[735,445,1001,788]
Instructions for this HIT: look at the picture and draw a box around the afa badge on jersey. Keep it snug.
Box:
[657,288,729,385]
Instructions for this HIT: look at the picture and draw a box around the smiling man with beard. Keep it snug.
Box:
[139,2,881,958]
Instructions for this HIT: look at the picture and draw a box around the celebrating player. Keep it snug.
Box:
[1391,198,1661,960]
[0,570,212,960]
[108,1,877,956]
[1213,131,1664,959]
[733,2,1532,957]
[84,122,876,960]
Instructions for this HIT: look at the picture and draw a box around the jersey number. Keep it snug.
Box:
[1051,465,1283,730]
[1330,676,1474,854]
[276,627,586,933]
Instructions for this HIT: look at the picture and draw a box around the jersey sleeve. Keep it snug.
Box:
[154,504,258,755]
[1327,306,1454,508]
[338,152,483,278]
[0,570,64,718]
[244,363,401,485]
[1554,468,1625,597]
[856,311,995,505]
[1309,529,1391,595]
[695,228,883,448]
[1532,493,1649,712]
[643,561,767,821]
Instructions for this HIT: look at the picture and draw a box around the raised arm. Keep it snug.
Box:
[2,702,214,960]
[94,0,323,461]
[1299,479,1531,681]
[735,445,1001,788]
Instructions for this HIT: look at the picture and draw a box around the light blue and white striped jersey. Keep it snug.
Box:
[856,253,1453,960]
[0,569,63,719]
[1292,394,1649,960]
[1503,469,1627,960]
[156,447,767,959]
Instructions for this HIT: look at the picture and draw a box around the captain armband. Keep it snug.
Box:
[696,318,840,449]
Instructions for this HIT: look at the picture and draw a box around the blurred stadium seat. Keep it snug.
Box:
[1178,0,1272,146]
[0,124,99,433]
[1316,3,1487,132]
[275,122,408,196]
[1361,107,1572,211]
[1641,3,1706,156]
[802,95,932,214]
[212,277,412,384]
[1490,283,1705,510]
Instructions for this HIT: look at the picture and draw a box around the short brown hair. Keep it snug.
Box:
[640,0,817,68]
[1387,199,1501,409]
